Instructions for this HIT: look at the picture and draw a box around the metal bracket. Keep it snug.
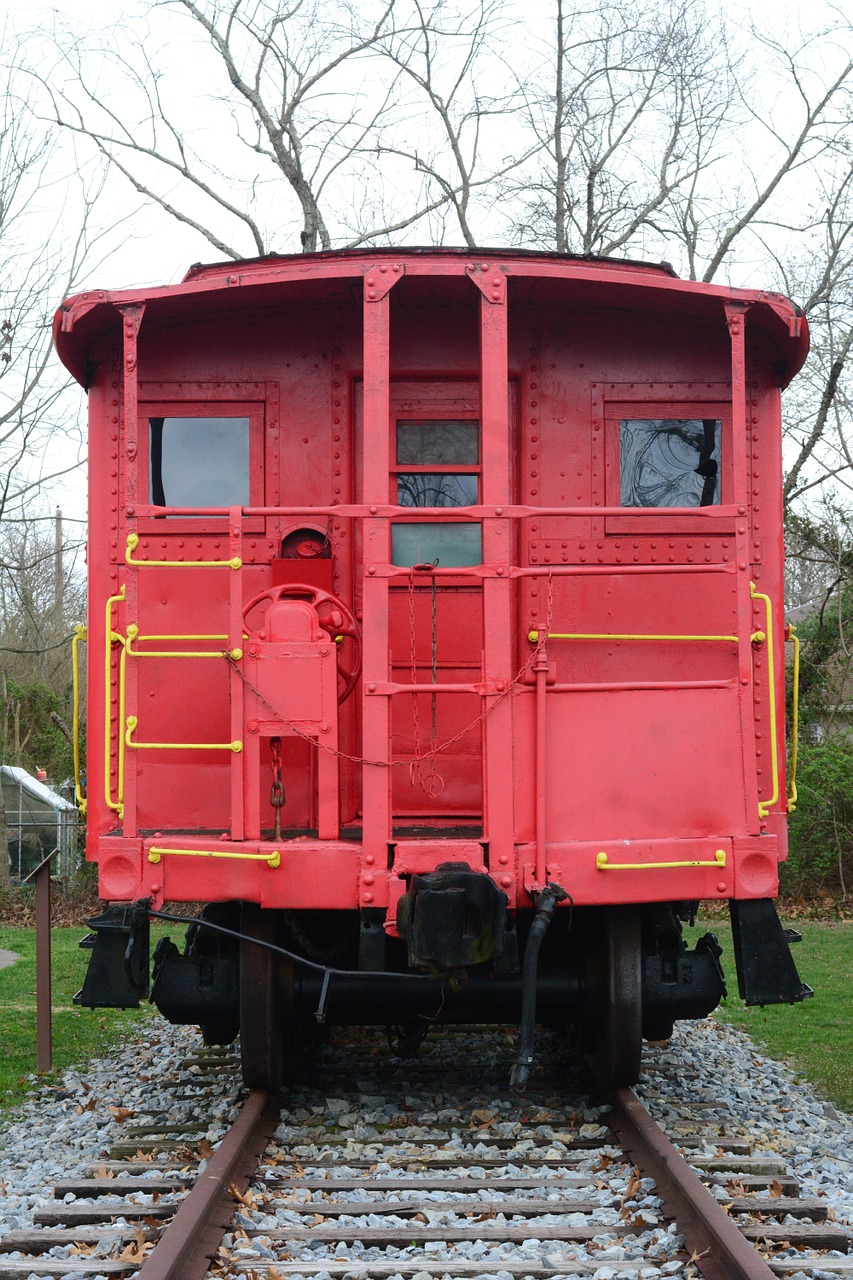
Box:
[364,264,404,301]
[466,262,506,304]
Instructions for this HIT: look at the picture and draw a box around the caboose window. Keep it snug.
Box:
[396,420,479,465]
[392,522,482,567]
[149,416,250,509]
[397,473,478,507]
[619,418,721,508]
[391,417,481,566]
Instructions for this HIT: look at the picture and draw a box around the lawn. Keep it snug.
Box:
[0,926,160,1115]
[687,916,853,1113]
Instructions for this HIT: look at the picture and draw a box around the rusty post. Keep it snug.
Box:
[23,848,59,1074]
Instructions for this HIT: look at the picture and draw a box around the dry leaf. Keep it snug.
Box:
[413,1212,429,1224]
[310,1213,326,1225]
[197,1138,214,1160]
[109,1105,134,1123]
[135,1149,154,1161]
[229,1183,256,1208]
[118,1226,151,1263]
[768,1179,784,1198]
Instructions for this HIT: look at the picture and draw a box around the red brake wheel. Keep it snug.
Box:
[243,583,362,702]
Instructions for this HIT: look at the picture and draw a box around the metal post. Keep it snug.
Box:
[23,848,59,1074]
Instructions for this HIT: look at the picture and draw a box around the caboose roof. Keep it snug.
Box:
[53,246,808,388]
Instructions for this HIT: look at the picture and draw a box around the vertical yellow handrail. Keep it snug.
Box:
[750,582,778,820]
[788,625,800,812]
[104,586,127,819]
[71,625,87,816]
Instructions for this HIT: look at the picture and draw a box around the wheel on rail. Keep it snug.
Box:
[583,906,643,1089]
[239,903,290,1090]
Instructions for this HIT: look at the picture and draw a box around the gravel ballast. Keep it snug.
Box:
[0,1015,851,1279]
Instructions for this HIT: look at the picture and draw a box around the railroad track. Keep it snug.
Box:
[0,1026,849,1280]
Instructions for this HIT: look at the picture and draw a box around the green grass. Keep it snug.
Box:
[0,926,161,1116]
[687,916,853,1113]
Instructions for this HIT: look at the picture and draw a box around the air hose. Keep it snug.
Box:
[510,882,569,1092]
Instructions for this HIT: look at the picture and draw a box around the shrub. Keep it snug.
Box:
[786,735,853,899]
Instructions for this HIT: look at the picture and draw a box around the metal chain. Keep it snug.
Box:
[269,735,285,840]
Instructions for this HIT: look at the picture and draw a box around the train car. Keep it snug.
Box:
[55,248,811,1090]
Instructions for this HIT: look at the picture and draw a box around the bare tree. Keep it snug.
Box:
[506,0,738,260]
[1,66,92,527]
[0,45,99,891]
[41,0,516,257]
[363,0,523,248]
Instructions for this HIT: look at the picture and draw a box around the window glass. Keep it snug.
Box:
[149,416,250,508]
[620,418,721,508]
[397,474,478,508]
[396,420,479,465]
[392,522,483,567]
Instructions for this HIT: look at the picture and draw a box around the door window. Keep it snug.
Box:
[391,418,482,566]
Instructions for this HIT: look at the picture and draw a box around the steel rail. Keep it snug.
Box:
[610,1086,778,1280]
[137,1089,277,1280]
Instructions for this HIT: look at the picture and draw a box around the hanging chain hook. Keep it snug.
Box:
[269,735,285,841]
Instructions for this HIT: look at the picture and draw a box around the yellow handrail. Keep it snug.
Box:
[71,624,87,817]
[788,625,800,811]
[596,849,726,871]
[125,715,242,753]
[529,630,739,643]
[126,532,241,569]
[104,586,127,819]
[125,625,243,660]
[751,583,779,820]
[148,845,280,868]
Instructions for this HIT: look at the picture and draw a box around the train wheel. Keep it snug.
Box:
[584,906,642,1089]
[239,903,286,1090]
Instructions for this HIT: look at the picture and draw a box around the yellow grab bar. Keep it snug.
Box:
[125,625,242,660]
[751,583,779,820]
[788,625,800,811]
[126,532,241,569]
[148,845,280,868]
[596,849,726,871]
[529,630,738,643]
[125,715,242,753]
[72,624,87,816]
[104,586,127,818]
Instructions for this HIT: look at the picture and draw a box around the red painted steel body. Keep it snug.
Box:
[55,249,808,930]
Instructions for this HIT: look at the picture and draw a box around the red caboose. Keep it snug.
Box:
[56,248,810,1087]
